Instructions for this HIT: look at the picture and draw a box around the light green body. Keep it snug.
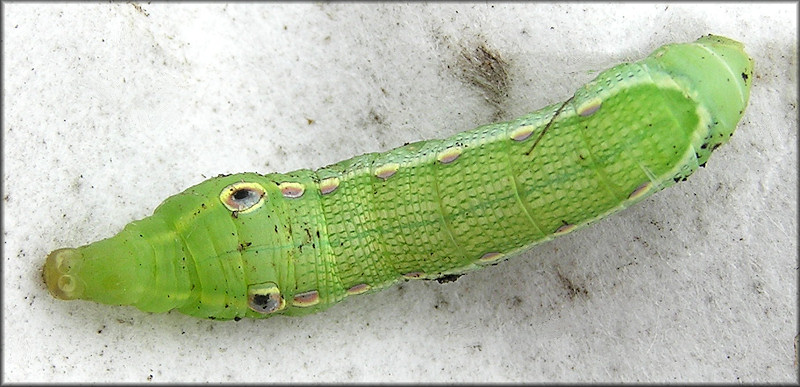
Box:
[43,35,753,320]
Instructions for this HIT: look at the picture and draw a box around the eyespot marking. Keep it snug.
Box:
[554,223,577,235]
[577,99,602,117]
[346,283,370,295]
[278,182,305,198]
[292,290,320,307]
[319,177,340,195]
[375,163,399,180]
[510,125,534,141]
[220,182,267,214]
[479,252,503,262]
[628,182,653,200]
[437,147,462,164]
[247,282,285,314]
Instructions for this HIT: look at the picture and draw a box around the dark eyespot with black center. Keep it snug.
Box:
[247,282,285,315]
[220,182,267,213]
[233,189,250,201]
[251,294,278,311]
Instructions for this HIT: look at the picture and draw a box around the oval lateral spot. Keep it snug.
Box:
[437,147,462,164]
[278,182,305,198]
[403,272,424,279]
[628,182,652,200]
[319,177,340,195]
[510,125,534,141]
[292,290,320,307]
[554,223,577,236]
[577,98,602,117]
[479,252,503,263]
[346,283,370,295]
[375,163,399,180]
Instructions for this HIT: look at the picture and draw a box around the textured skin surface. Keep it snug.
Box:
[43,35,753,320]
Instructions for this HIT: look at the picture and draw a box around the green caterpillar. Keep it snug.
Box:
[43,35,753,320]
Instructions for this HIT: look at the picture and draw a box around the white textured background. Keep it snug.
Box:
[3,3,797,383]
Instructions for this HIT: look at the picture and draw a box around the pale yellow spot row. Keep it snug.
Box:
[510,125,534,141]
[278,182,305,198]
[292,290,320,307]
[553,223,577,236]
[375,163,399,180]
[479,252,504,263]
[577,98,602,117]
[437,146,462,164]
[628,181,652,200]
[346,283,370,295]
[369,146,464,181]
[319,177,340,195]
